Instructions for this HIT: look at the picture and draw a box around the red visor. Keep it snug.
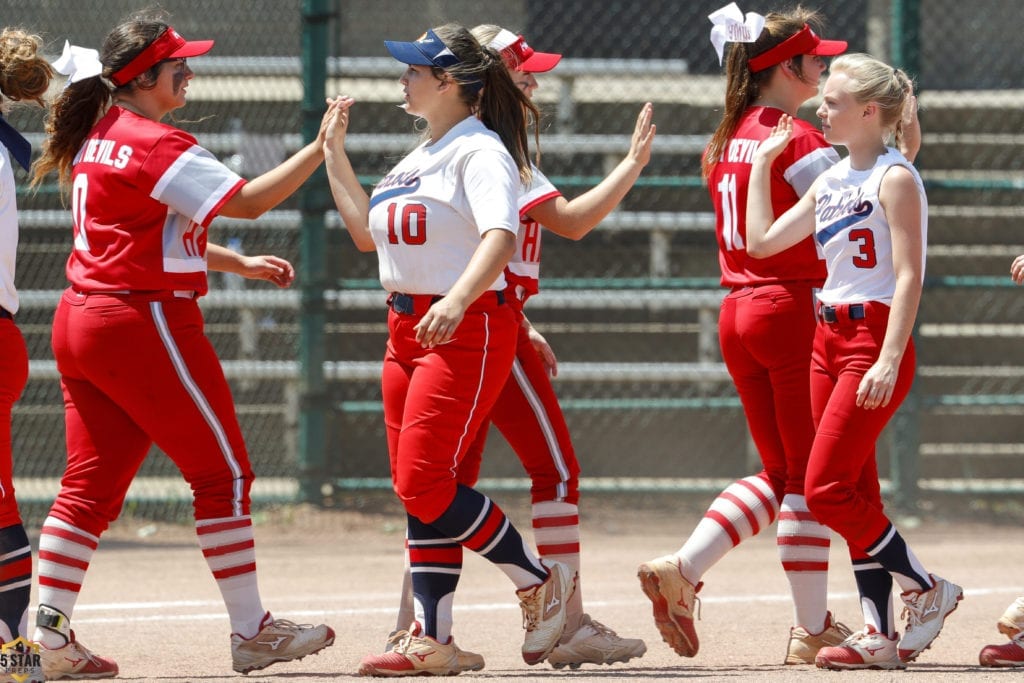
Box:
[488,29,562,73]
[747,24,846,73]
[111,26,213,87]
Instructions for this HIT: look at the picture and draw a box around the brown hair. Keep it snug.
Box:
[32,11,173,189]
[0,28,54,107]
[703,6,827,179]
[430,23,540,184]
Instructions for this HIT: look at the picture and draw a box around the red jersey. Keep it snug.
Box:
[707,106,838,288]
[67,106,246,295]
[504,165,561,307]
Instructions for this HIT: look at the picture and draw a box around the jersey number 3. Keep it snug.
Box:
[848,228,877,269]
[386,202,427,245]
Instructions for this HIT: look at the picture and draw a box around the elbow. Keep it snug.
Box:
[230,202,265,221]
[746,241,767,259]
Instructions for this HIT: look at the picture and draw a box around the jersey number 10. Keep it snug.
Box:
[386,202,427,245]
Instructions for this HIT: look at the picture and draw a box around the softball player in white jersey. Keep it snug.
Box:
[0,29,52,683]
[325,24,576,676]
[746,54,961,671]
[380,24,655,671]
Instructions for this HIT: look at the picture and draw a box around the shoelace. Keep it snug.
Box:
[901,603,922,629]
[393,632,418,655]
[519,590,543,631]
[267,618,315,632]
[833,619,854,639]
[587,619,620,639]
[69,639,102,666]
[838,628,873,647]
[385,629,409,652]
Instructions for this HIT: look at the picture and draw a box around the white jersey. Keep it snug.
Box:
[367,116,520,294]
[815,147,927,306]
[0,146,18,314]
[505,164,560,302]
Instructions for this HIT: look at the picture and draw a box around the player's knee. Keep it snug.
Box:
[395,479,456,524]
[805,481,852,521]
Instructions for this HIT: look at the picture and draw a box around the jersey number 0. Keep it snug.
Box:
[386,202,427,245]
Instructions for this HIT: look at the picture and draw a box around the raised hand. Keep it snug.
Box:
[753,113,793,164]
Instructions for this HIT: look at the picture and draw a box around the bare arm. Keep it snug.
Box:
[522,314,558,377]
[414,228,516,348]
[745,115,817,257]
[207,243,295,288]
[323,96,375,252]
[529,103,655,240]
[218,102,336,219]
[897,87,921,163]
[856,166,924,409]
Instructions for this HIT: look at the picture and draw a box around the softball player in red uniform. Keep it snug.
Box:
[324,24,576,676]
[377,25,652,671]
[639,5,855,665]
[746,53,962,670]
[30,15,334,678]
[0,28,52,682]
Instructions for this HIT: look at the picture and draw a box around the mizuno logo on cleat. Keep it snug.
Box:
[411,650,434,662]
[865,646,886,655]
[258,636,289,650]
[923,605,939,616]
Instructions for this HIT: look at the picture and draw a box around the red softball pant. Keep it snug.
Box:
[457,307,581,505]
[718,283,819,498]
[383,292,517,523]
[804,301,916,553]
[0,318,28,528]
[49,289,254,536]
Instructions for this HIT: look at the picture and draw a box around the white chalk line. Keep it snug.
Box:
[47,586,1024,625]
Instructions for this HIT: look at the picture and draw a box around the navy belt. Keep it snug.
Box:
[820,303,865,324]
[388,291,505,315]
[0,308,12,320]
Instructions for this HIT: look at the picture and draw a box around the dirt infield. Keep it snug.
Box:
[37,492,1024,682]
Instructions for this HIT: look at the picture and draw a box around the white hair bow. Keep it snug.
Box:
[52,40,104,86]
[708,2,766,65]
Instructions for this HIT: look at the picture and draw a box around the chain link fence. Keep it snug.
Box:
[4,0,1023,519]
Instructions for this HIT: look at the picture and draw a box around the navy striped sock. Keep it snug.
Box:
[406,514,461,642]
[0,524,31,640]
[431,485,547,585]
[865,523,932,592]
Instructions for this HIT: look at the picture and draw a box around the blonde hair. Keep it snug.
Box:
[470,24,501,48]
[829,53,913,148]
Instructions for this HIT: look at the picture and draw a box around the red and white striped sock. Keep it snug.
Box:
[33,516,98,648]
[196,515,265,638]
[677,475,779,584]
[532,501,583,632]
[777,494,830,633]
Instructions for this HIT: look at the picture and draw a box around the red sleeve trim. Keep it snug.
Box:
[519,190,561,221]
